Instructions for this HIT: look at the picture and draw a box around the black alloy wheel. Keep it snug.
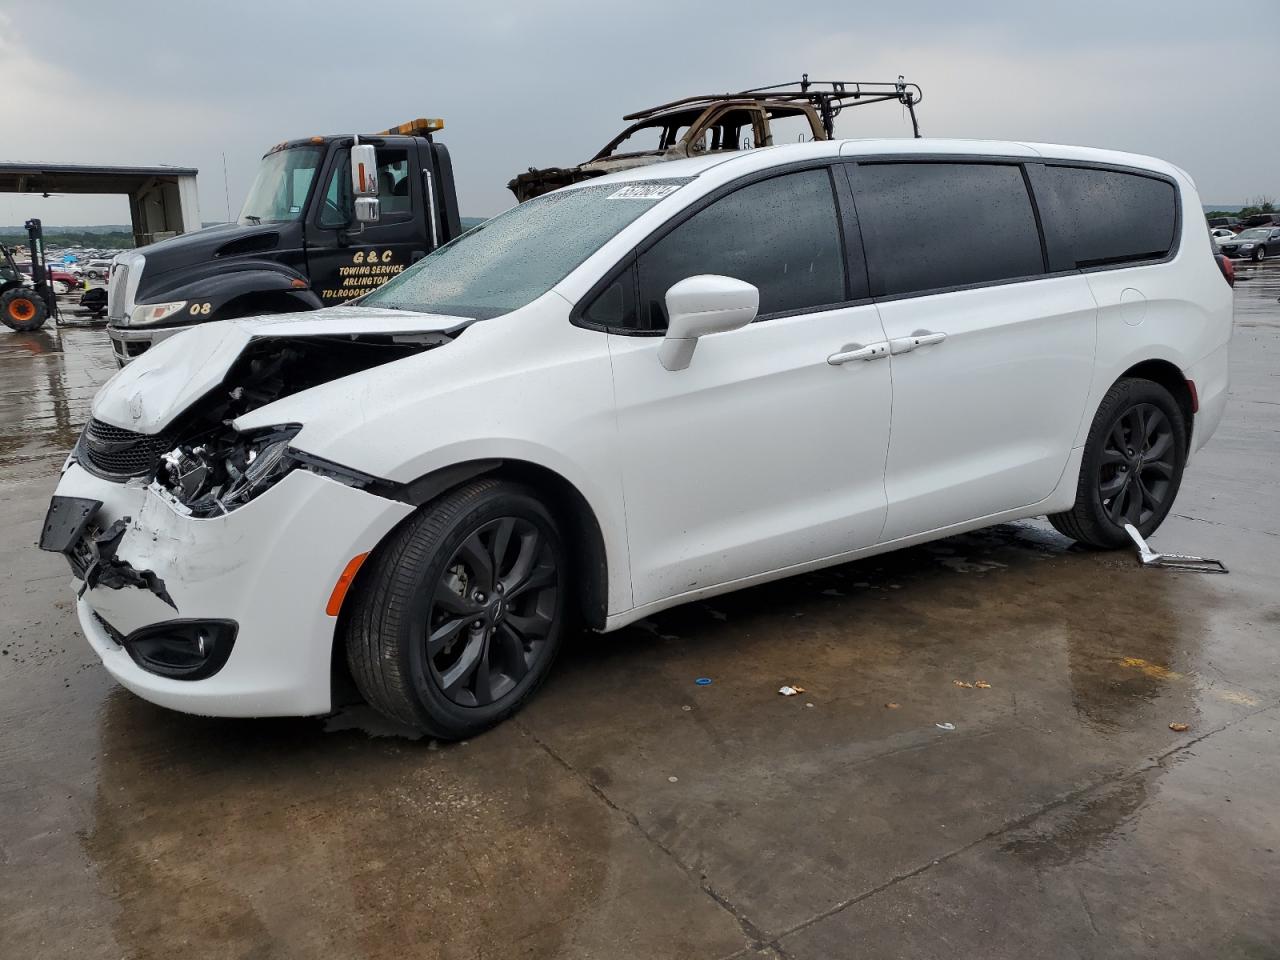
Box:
[1048,377,1187,548]
[345,478,568,739]
[424,516,558,708]
[1095,402,1176,528]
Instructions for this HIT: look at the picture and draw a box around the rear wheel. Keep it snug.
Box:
[345,478,567,739]
[1048,378,1186,548]
[1,287,48,331]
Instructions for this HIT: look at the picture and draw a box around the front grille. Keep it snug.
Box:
[81,418,174,478]
[106,263,128,320]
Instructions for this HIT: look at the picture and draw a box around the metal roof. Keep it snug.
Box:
[0,161,198,195]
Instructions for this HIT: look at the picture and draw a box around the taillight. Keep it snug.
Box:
[1217,254,1235,287]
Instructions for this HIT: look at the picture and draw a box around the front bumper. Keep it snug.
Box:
[107,323,190,365]
[50,462,413,717]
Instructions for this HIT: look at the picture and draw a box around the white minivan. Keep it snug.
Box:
[42,139,1233,737]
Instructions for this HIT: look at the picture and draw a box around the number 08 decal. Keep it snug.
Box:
[189,302,212,316]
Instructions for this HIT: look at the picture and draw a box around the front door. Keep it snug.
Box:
[847,159,1097,541]
[602,166,892,608]
[305,141,427,306]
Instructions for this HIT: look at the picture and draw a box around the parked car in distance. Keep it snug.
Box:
[1206,216,1240,230]
[1210,227,1236,248]
[42,139,1232,739]
[1239,213,1280,229]
[14,263,79,294]
[83,258,114,280]
[1218,226,1280,261]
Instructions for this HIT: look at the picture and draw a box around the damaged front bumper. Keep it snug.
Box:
[43,462,413,717]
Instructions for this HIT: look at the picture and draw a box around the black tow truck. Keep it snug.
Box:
[106,118,461,365]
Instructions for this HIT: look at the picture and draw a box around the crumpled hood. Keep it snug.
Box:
[91,304,471,433]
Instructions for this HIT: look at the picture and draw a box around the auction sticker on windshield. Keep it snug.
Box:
[607,184,683,200]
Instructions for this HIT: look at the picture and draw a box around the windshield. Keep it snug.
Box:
[238,146,324,225]
[1235,228,1270,240]
[361,180,689,319]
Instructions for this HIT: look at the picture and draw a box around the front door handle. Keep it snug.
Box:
[827,341,891,365]
[889,330,948,355]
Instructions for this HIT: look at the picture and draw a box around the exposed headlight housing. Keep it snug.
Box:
[158,425,301,517]
[129,300,188,326]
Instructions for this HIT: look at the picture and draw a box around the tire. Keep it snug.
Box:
[53,280,70,296]
[1253,246,1267,262]
[345,478,568,739]
[1,287,48,331]
[1049,377,1187,549]
[87,269,101,280]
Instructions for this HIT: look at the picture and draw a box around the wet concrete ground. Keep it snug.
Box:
[2,268,1278,959]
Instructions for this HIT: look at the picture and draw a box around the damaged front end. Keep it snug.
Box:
[46,329,446,605]
[75,332,441,516]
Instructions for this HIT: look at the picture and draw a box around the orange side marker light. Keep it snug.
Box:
[326,552,369,616]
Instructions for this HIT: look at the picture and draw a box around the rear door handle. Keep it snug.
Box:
[890,330,947,355]
[827,341,891,365]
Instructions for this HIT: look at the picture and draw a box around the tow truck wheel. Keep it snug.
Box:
[1,288,49,332]
[345,478,568,739]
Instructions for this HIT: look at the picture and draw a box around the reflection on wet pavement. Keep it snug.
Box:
[2,279,1279,959]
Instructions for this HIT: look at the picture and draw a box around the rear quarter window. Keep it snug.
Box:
[1043,166,1177,268]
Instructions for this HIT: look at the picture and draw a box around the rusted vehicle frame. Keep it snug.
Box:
[509,75,922,202]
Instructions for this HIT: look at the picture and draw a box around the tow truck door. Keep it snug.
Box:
[304,139,427,306]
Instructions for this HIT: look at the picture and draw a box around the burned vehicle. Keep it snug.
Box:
[508,75,922,201]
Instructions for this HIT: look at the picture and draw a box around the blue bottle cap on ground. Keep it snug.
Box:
[695,677,712,686]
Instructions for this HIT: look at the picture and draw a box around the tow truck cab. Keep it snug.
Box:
[107,119,461,365]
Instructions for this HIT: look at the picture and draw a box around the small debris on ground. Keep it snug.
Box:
[805,702,815,708]
[936,722,956,731]
[975,680,991,689]
[681,705,692,712]
[695,677,712,686]
[778,685,805,696]
[953,680,974,688]
[885,702,901,709]
[1169,722,1190,732]
[668,776,679,783]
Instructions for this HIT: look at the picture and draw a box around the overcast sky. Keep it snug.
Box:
[2,0,1275,226]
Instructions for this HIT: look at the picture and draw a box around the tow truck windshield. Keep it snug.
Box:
[238,145,324,226]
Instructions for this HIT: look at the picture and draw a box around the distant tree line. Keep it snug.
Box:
[1206,195,1276,220]
[0,229,134,249]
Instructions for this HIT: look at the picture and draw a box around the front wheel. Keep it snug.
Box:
[345,478,567,739]
[1,287,48,331]
[1253,246,1268,262]
[1048,378,1187,548]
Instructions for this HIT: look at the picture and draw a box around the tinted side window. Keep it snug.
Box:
[632,168,846,331]
[1044,166,1176,268]
[852,163,1044,297]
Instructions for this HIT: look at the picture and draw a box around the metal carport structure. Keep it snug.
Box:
[0,162,200,247]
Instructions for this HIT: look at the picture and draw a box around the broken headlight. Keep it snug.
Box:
[159,424,301,517]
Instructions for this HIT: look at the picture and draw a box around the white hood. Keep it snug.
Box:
[91,305,470,433]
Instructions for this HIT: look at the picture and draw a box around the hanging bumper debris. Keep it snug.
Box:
[1124,523,1228,574]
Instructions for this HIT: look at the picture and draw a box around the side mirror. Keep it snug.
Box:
[658,275,759,371]
[350,142,380,224]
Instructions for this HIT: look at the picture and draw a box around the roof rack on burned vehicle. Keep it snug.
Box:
[625,75,925,139]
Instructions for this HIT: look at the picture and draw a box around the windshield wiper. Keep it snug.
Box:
[243,215,261,225]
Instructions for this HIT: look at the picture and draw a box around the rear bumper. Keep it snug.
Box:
[51,462,413,717]
[1187,339,1230,458]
